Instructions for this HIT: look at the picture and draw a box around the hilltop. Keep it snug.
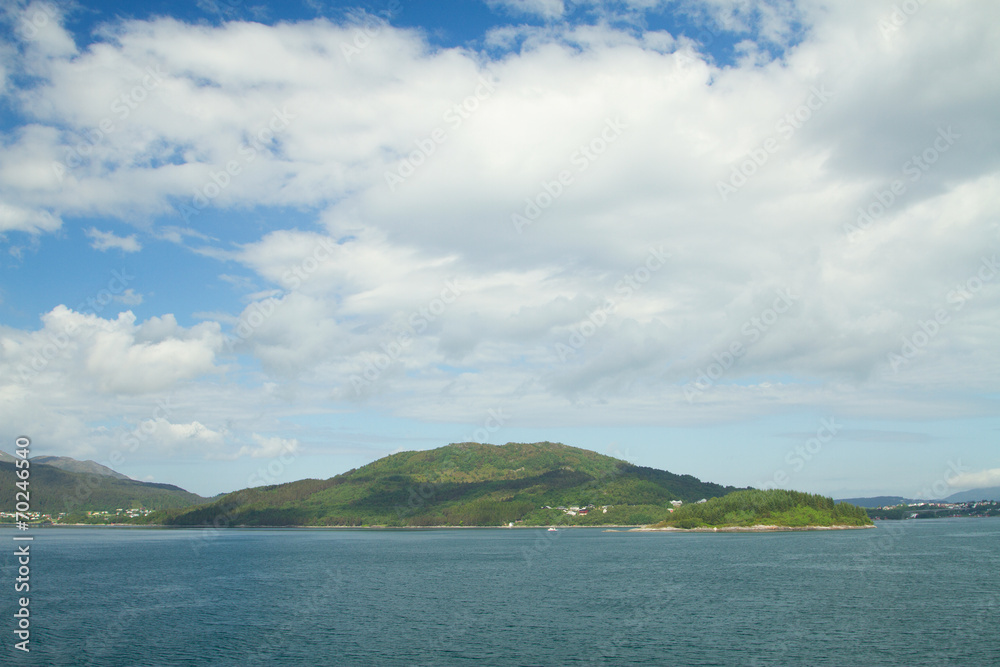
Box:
[154,441,744,527]
[30,455,132,480]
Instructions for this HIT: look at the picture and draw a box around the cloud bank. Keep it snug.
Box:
[0,0,997,494]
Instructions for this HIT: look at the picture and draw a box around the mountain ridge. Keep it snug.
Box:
[837,486,1000,507]
[941,485,1000,503]
[0,455,209,514]
[30,455,131,480]
[157,441,745,527]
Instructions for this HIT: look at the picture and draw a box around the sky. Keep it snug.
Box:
[1,0,998,500]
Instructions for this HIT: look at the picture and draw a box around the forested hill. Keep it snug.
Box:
[0,460,208,513]
[653,489,873,529]
[155,441,744,527]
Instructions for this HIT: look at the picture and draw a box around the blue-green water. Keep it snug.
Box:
[3,519,998,666]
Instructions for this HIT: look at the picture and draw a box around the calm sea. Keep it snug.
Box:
[3,519,998,666]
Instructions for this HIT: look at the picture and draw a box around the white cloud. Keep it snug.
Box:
[0,306,224,396]
[0,3,997,480]
[685,0,804,45]
[144,418,227,453]
[0,201,60,234]
[86,227,142,252]
[113,288,144,305]
[947,468,1000,491]
[242,434,300,459]
[202,433,300,461]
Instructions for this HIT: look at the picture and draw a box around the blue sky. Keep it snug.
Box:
[1,0,998,499]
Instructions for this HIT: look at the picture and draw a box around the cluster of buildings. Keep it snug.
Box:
[872,500,1000,520]
[876,500,997,511]
[542,499,694,516]
[0,510,55,523]
[541,504,606,516]
[87,508,153,520]
[0,508,153,524]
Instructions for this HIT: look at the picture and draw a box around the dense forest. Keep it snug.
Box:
[7,442,876,530]
[652,489,873,529]
[0,460,208,513]
[146,441,743,527]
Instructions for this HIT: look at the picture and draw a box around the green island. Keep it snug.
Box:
[140,441,741,527]
[640,488,873,531]
[3,442,873,530]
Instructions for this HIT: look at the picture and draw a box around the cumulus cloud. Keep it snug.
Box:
[143,418,226,453]
[84,313,223,394]
[0,306,224,395]
[241,434,300,459]
[0,201,60,234]
[0,2,997,471]
[947,468,1000,491]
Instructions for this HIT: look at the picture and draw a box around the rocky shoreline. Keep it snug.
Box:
[630,524,876,532]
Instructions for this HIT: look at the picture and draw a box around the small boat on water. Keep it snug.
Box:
[547,527,557,532]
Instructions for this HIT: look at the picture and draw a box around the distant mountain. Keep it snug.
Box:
[836,496,912,508]
[942,486,1000,503]
[838,488,1000,507]
[0,450,15,464]
[162,441,744,527]
[30,455,131,480]
[0,459,209,513]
